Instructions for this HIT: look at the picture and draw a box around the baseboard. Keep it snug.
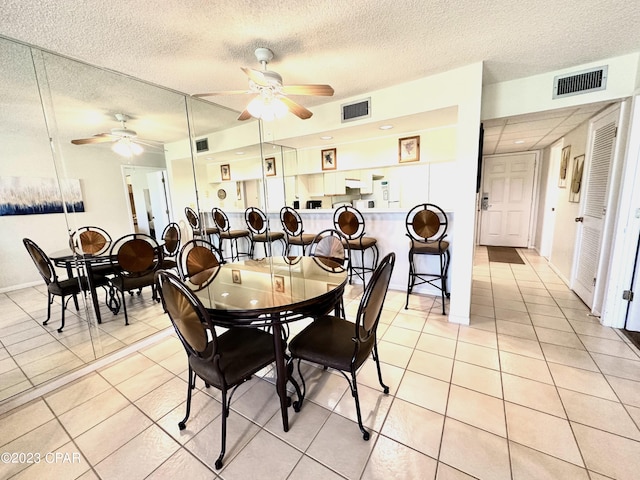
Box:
[0,281,41,294]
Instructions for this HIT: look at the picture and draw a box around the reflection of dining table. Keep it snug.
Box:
[49,247,115,322]
[186,255,348,432]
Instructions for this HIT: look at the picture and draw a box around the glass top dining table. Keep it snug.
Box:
[184,255,348,431]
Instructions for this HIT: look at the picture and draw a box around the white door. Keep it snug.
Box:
[572,108,619,309]
[479,153,536,247]
[147,170,171,241]
[626,239,640,331]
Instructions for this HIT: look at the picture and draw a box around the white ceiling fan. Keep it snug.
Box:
[71,113,163,157]
[193,47,334,121]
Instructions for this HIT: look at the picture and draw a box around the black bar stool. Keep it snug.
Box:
[245,207,286,258]
[280,206,318,255]
[333,205,379,287]
[185,206,218,244]
[405,203,450,314]
[212,207,250,261]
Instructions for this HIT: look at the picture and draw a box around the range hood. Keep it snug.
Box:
[345,178,363,189]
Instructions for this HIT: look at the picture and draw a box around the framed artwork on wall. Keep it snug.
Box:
[220,164,231,181]
[265,157,276,176]
[274,275,285,293]
[231,269,241,284]
[569,155,584,203]
[321,148,337,170]
[559,145,571,188]
[399,136,420,163]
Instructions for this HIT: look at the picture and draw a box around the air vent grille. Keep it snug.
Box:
[341,98,371,123]
[196,138,209,152]
[553,66,607,99]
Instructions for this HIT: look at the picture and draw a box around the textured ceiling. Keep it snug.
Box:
[2,0,639,154]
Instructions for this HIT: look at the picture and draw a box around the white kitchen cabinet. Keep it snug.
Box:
[358,170,373,194]
[324,171,347,195]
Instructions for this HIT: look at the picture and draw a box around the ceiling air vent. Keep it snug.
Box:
[553,66,608,99]
[341,98,371,123]
[196,138,209,152]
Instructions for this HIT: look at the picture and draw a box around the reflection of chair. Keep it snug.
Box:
[185,206,218,243]
[23,238,109,333]
[212,207,250,262]
[245,207,285,258]
[109,233,162,325]
[69,226,118,276]
[289,252,395,439]
[280,207,318,255]
[405,203,450,314]
[155,269,279,470]
[308,228,350,272]
[334,205,379,288]
[160,222,181,270]
[177,239,223,281]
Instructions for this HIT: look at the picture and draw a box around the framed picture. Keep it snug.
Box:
[274,275,285,293]
[559,145,571,188]
[569,155,585,203]
[321,148,337,171]
[220,164,231,181]
[265,157,276,177]
[231,269,241,284]
[399,136,420,163]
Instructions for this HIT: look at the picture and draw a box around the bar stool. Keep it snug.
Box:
[245,207,286,258]
[280,206,318,255]
[185,206,218,243]
[211,207,250,261]
[405,203,450,314]
[333,205,379,287]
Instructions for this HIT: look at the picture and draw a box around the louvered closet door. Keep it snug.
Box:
[572,108,619,309]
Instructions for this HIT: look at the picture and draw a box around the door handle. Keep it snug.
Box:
[574,217,584,222]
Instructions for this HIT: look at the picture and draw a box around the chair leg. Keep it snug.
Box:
[58,295,73,333]
[43,291,53,325]
[405,251,415,309]
[216,388,228,470]
[293,359,307,411]
[349,368,370,440]
[372,341,390,394]
[179,367,195,430]
[120,290,129,325]
[287,358,304,412]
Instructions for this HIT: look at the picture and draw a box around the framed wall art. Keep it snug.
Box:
[569,154,584,203]
[231,269,242,284]
[274,275,285,293]
[0,176,84,216]
[559,145,570,188]
[321,148,337,171]
[220,164,231,181]
[399,136,420,163]
[265,157,276,177]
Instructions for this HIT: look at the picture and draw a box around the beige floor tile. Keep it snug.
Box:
[497,334,544,359]
[505,402,583,466]
[522,294,557,306]
[446,385,506,437]
[502,373,565,417]
[381,325,420,348]
[509,441,590,480]
[470,303,496,318]
[396,370,450,414]
[606,375,640,408]
[534,327,584,349]
[529,313,573,331]
[134,376,189,421]
[569,320,622,340]
[572,422,640,480]
[391,312,427,332]
[288,456,344,480]
[495,308,531,324]
[229,378,281,426]
[457,326,497,349]
[58,388,130,438]
[221,429,301,480]
[452,361,502,398]
[44,373,112,416]
[526,303,564,318]
[416,333,457,358]
[468,314,497,332]
[146,448,214,480]
[362,435,438,480]
[307,413,377,479]
[376,341,413,368]
[579,335,639,359]
[455,342,499,370]
[496,320,537,340]
[380,398,444,458]
[540,342,598,371]
[422,319,459,340]
[548,363,617,400]
[296,363,348,410]
[499,351,553,384]
[334,382,394,432]
[558,388,640,440]
[436,462,478,480]
[0,399,55,447]
[10,441,91,480]
[591,353,640,382]
[98,352,156,385]
[94,425,179,480]
[407,349,454,382]
[115,363,175,401]
[265,400,331,451]
[157,391,222,445]
[355,358,405,395]
[439,418,511,480]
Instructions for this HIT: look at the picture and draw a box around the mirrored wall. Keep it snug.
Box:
[0,34,279,403]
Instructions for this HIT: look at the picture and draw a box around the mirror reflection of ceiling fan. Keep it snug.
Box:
[193,47,334,121]
[71,113,163,158]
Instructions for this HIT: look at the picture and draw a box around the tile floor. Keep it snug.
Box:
[2,247,640,479]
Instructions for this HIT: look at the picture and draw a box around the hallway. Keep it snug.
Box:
[1,247,639,479]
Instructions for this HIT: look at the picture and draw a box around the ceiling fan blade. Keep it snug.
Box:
[71,133,115,145]
[241,67,268,86]
[192,90,249,98]
[279,97,313,120]
[237,109,253,121]
[134,139,164,148]
[281,84,334,96]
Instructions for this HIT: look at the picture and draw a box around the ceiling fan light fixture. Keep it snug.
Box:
[112,138,143,157]
[247,96,288,121]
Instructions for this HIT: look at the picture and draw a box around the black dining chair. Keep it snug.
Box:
[108,233,162,325]
[279,206,318,255]
[160,222,181,270]
[155,269,280,470]
[333,205,379,288]
[177,238,223,281]
[185,206,218,243]
[23,237,110,332]
[245,206,286,258]
[405,203,450,314]
[288,252,395,440]
[69,225,119,277]
[212,207,250,262]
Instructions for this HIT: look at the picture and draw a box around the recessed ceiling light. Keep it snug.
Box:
[514,140,525,144]
[235,151,245,155]
[320,135,333,140]
[379,125,394,130]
